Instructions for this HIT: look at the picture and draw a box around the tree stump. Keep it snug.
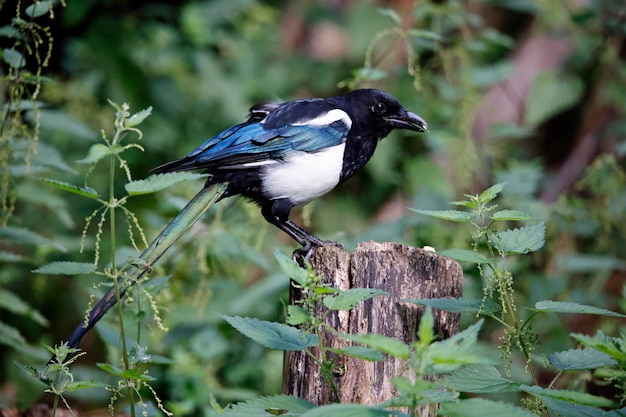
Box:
[282,241,463,416]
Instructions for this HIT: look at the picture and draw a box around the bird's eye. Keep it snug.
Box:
[371,102,386,115]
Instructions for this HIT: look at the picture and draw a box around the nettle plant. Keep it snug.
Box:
[23,101,194,417]
[216,184,626,417]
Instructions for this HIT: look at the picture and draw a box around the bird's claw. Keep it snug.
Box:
[292,240,344,266]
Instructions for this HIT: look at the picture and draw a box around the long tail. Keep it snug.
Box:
[50,183,228,364]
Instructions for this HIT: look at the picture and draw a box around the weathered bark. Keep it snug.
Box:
[283,241,463,416]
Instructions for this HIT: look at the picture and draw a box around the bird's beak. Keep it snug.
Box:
[385,110,428,133]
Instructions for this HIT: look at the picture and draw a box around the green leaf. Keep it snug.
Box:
[478,183,506,204]
[328,346,385,362]
[0,288,48,326]
[96,363,155,381]
[521,385,617,408]
[323,288,388,311]
[125,106,153,127]
[219,315,318,351]
[0,250,24,262]
[403,298,500,315]
[571,331,626,363]
[342,333,410,359]
[556,254,625,272]
[220,394,315,417]
[301,404,399,417]
[526,71,584,126]
[32,262,97,275]
[63,380,110,392]
[418,306,435,346]
[3,48,25,68]
[534,300,626,318]
[548,348,617,370]
[285,305,310,326]
[377,8,401,25]
[438,248,492,264]
[41,178,99,199]
[440,398,537,417]
[490,222,545,254]
[124,172,208,195]
[491,209,537,221]
[274,249,309,285]
[427,319,490,372]
[408,208,473,222]
[25,1,54,18]
[540,397,613,417]
[409,29,447,43]
[0,226,66,251]
[76,143,114,164]
[444,365,520,393]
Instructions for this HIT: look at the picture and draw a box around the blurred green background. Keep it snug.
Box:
[1,0,625,415]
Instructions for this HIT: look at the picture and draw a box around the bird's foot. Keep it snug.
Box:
[292,240,344,266]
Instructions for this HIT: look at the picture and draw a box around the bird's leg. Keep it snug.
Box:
[261,199,341,262]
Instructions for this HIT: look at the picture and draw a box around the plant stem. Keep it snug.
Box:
[109,137,136,416]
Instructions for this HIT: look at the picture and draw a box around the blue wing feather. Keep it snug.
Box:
[153,100,351,173]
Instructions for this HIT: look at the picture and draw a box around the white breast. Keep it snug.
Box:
[260,143,346,205]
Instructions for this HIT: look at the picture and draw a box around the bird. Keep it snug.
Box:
[151,88,427,258]
[48,89,426,364]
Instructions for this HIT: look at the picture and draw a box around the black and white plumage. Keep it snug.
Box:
[152,88,427,257]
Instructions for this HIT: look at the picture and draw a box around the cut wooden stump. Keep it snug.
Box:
[283,241,463,416]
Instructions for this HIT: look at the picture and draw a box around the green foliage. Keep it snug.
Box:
[2,0,626,416]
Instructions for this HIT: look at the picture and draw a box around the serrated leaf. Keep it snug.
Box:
[220,394,315,417]
[323,288,388,310]
[41,178,99,199]
[403,298,500,315]
[342,333,409,359]
[408,208,473,222]
[526,71,584,126]
[301,404,398,417]
[125,172,208,195]
[438,248,492,264]
[548,348,617,370]
[76,143,116,164]
[96,363,155,381]
[3,48,25,68]
[0,226,66,251]
[571,331,626,363]
[32,261,97,275]
[125,106,152,127]
[491,209,537,221]
[428,319,490,372]
[328,346,385,362]
[490,222,545,254]
[274,249,309,285]
[219,315,318,351]
[445,365,520,393]
[285,305,310,326]
[25,1,54,18]
[0,288,48,326]
[377,8,401,25]
[440,398,537,417]
[540,397,612,417]
[64,380,110,392]
[521,385,617,408]
[534,301,625,317]
[478,183,506,204]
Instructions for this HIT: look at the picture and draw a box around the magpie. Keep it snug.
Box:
[152,88,427,258]
[47,89,426,364]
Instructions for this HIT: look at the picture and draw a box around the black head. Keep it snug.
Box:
[331,89,428,136]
